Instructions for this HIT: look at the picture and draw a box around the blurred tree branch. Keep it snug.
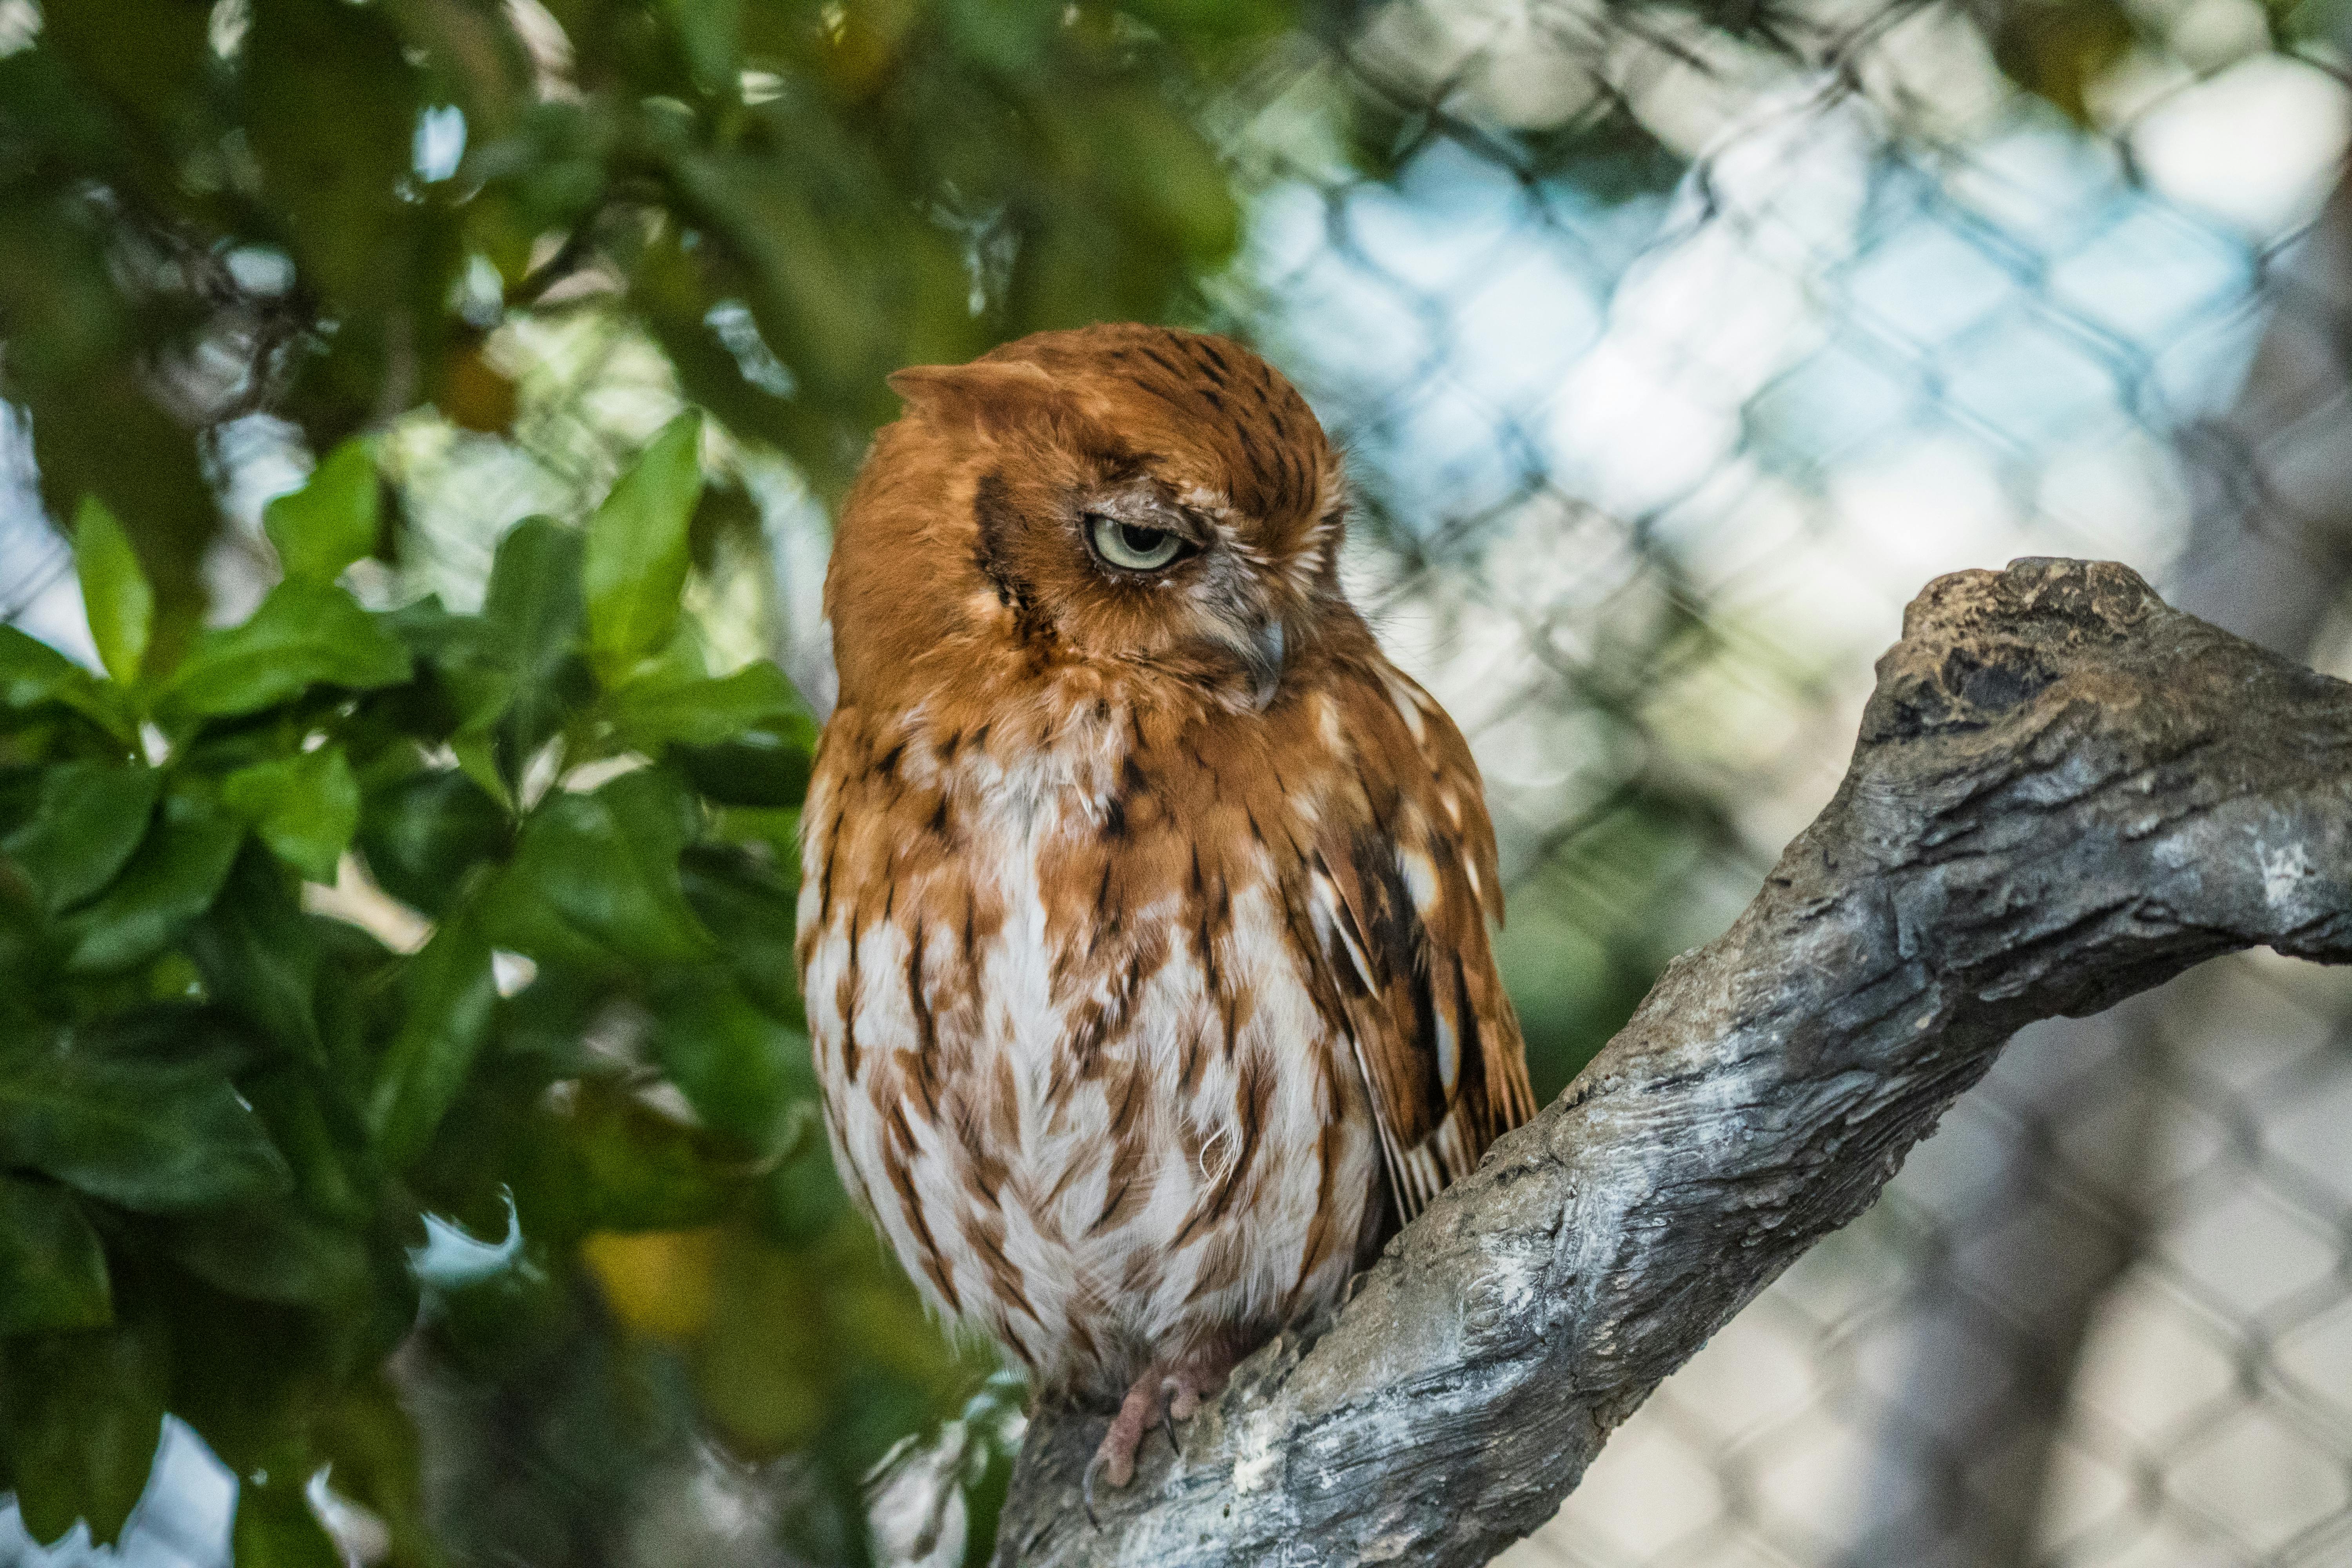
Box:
[996,557,2352,1568]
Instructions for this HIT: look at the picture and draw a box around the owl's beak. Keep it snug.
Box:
[1243,617,1285,710]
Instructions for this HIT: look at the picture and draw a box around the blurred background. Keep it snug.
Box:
[3,0,2351,1563]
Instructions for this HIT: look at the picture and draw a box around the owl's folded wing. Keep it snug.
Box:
[1303,664,1539,1221]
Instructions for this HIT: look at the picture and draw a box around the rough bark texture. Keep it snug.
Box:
[1844,149,2352,1567]
[993,557,2352,1568]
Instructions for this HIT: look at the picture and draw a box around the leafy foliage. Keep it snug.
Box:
[0,0,1295,650]
[0,438,982,1561]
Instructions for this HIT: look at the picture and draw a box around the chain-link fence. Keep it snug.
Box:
[5,2,2351,1564]
[1206,10,2352,1566]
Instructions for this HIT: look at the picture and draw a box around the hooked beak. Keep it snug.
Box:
[1241,616,1285,711]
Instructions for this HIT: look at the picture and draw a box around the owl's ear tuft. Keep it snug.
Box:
[887,360,1060,434]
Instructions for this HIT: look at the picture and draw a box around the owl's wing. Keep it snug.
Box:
[1303,662,1538,1220]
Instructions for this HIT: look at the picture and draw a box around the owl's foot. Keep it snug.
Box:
[1080,1347,1241,1525]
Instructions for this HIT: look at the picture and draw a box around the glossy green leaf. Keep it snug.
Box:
[480,515,588,775]
[61,792,244,973]
[368,915,499,1166]
[223,746,361,884]
[0,1174,113,1336]
[482,522,583,663]
[73,496,152,685]
[583,411,703,681]
[0,1043,292,1212]
[2,761,160,914]
[354,767,510,916]
[264,438,381,585]
[163,581,414,720]
[608,661,806,750]
[0,185,220,670]
[0,1317,169,1547]
[484,769,709,967]
[675,728,816,809]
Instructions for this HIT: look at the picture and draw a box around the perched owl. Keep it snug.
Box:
[797,324,1535,1494]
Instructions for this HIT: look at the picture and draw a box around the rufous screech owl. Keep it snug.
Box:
[796,323,1535,1492]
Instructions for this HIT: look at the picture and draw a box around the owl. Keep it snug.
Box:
[796,324,1535,1497]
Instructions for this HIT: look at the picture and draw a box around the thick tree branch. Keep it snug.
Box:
[994,557,2352,1568]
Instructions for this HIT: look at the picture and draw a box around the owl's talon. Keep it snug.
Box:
[1080,1450,1107,1530]
[1083,1372,1157,1526]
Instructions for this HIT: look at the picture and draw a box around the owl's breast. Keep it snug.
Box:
[796,702,1382,1397]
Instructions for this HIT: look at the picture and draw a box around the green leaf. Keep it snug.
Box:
[0,1175,113,1336]
[760,1138,849,1251]
[61,792,244,973]
[73,496,152,685]
[0,1043,292,1212]
[449,733,514,811]
[264,438,381,585]
[0,625,94,710]
[0,1318,169,1547]
[608,661,807,750]
[184,848,324,1060]
[223,746,361,884]
[231,1465,342,1568]
[354,768,510,917]
[485,517,584,659]
[167,1195,370,1307]
[675,728,815,809]
[163,581,414,720]
[2,761,160,914]
[680,843,800,1016]
[583,411,703,681]
[480,515,588,778]
[483,769,710,967]
[0,627,131,739]
[368,916,499,1166]
[651,980,809,1157]
[660,0,741,93]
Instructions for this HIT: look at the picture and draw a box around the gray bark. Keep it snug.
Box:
[994,556,2352,1568]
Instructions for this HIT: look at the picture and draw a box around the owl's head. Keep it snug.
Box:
[826,325,1347,714]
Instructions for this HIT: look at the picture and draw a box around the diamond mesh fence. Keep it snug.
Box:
[4,3,2351,1564]
[1210,13,2352,1567]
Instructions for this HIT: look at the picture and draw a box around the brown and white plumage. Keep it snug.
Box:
[796,323,1535,1483]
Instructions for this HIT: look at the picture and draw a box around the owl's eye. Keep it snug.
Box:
[1087,513,1190,572]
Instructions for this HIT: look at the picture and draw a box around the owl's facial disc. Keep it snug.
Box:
[1060,474,1298,710]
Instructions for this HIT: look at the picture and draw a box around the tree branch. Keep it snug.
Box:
[994,557,2352,1568]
